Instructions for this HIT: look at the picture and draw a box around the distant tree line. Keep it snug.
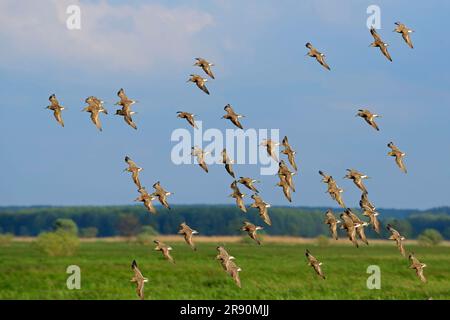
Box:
[0,205,449,239]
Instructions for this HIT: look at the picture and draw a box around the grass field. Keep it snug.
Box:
[0,239,449,300]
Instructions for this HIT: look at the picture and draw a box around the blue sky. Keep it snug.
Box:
[0,0,449,209]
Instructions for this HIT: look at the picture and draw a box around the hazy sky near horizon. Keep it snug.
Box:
[0,0,449,209]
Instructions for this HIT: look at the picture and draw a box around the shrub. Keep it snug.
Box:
[136,225,159,245]
[80,227,98,238]
[116,215,141,237]
[35,231,80,256]
[0,233,13,246]
[316,235,330,247]
[136,233,154,246]
[140,225,159,236]
[54,218,78,236]
[418,229,443,247]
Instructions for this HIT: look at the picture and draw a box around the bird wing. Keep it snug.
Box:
[132,171,142,189]
[354,178,367,193]
[287,152,298,171]
[231,117,243,129]
[380,45,393,62]
[372,215,380,234]
[313,263,325,279]
[236,196,247,213]
[281,181,292,202]
[334,192,346,208]
[53,109,64,127]
[202,64,215,79]
[183,232,195,249]
[402,32,414,48]
[331,223,338,240]
[316,55,331,70]
[395,155,407,173]
[90,110,102,131]
[224,164,235,180]
[357,226,369,245]
[124,115,137,130]
[198,157,209,173]
[162,247,175,263]
[186,114,197,128]
[259,206,272,226]
[230,267,242,288]
[368,118,380,131]
[370,28,382,42]
[397,240,406,256]
[126,157,139,169]
[416,268,426,283]
[198,82,210,95]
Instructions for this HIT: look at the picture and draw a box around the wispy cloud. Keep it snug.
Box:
[0,0,214,72]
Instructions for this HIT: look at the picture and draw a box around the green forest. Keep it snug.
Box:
[0,205,449,239]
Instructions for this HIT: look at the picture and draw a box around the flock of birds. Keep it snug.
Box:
[44,22,427,300]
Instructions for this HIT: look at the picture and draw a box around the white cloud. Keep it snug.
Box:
[0,0,214,72]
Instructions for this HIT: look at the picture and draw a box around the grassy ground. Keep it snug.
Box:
[0,240,449,300]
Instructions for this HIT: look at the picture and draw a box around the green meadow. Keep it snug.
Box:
[0,241,449,300]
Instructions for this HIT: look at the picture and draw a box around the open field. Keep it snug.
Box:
[0,240,449,300]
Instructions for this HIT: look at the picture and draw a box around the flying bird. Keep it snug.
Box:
[278,160,296,192]
[240,221,263,245]
[46,94,65,127]
[329,186,346,208]
[305,249,325,279]
[216,247,242,288]
[134,187,156,214]
[319,170,332,184]
[320,174,346,208]
[82,96,108,131]
[344,169,369,194]
[250,194,271,226]
[345,209,369,245]
[153,240,175,263]
[178,222,198,250]
[238,177,260,193]
[359,193,379,234]
[360,192,376,212]
[130,260,148,300]
[356,109,381,131]
[124,156,143,189]
[260,139,280,162]
[394,22,414,48]
[281,136,298,171]
[340,212,359,248]
[230,181,247,213]
[369,27,392,62]
[324,209,341,240]
[115,88,138,130]
[222,104,244,129]
[276,174,292,202]
[176,111,198,129]
[362,207,380,234]
[305,42,331,70]
[409,252,427,283]
[388,142,407,173]
[191,146,209,173]
[152,181,173,210]
[387,224,406,256]
[227,261,243,288]
[194,57,215,79]
[187,74,210,95]
[216,246,234,268]
[221,149,235,178]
